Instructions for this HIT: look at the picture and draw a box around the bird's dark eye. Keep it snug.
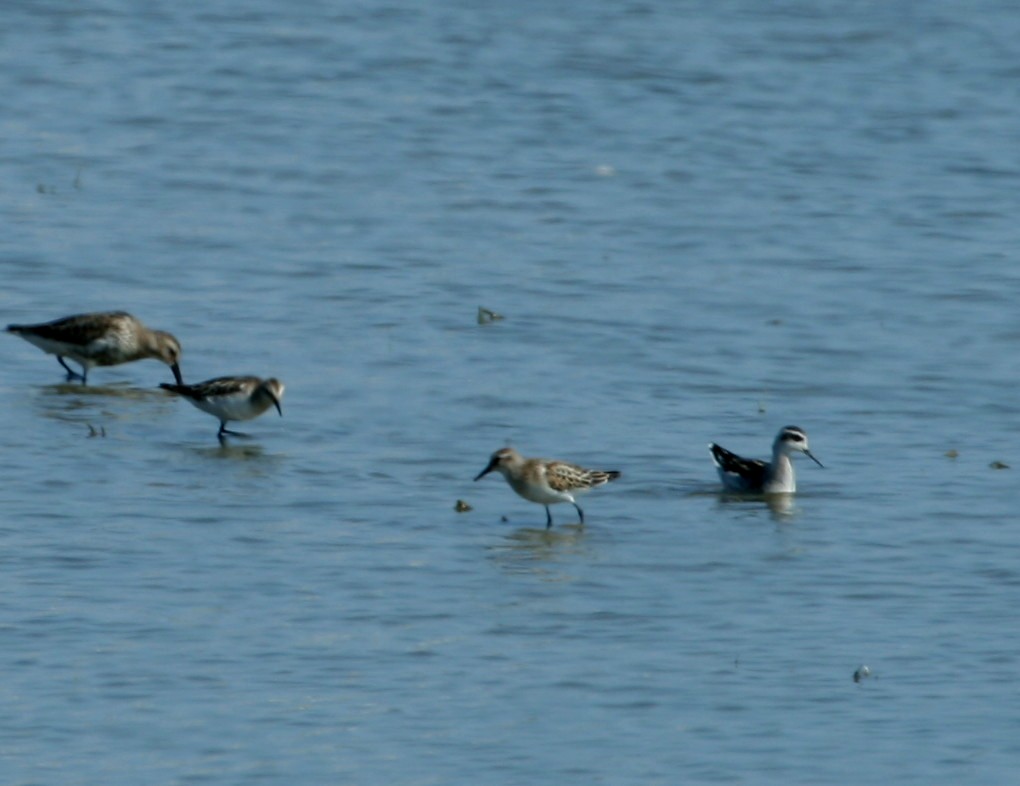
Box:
[786,433,804,442]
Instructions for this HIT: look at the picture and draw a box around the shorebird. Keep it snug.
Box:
[474,446,620,528]
[160,376,284,440]
[709,425,823,493]
[7,311,183,385]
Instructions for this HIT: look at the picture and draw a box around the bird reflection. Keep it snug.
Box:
[33,381,175,428]
[486,523,590,577]
[193,442,268,461]
[716,490,796,520]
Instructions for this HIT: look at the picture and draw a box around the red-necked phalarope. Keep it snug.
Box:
[709,426,823,493]
[474,446,621,528]
[7,311,183,385]
[161,376,284,440]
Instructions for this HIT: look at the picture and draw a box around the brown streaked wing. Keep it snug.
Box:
[545,461,589,492]
[17,311,133,345]
[184,376,261,401]
[587,470,620,487]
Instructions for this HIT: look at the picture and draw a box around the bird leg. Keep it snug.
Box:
[57,356,86,384]
[217,422,250,440]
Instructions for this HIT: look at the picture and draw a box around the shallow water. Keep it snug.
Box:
[3,1,1020,783]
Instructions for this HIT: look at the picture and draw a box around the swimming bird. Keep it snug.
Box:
[474,446,620,528]
[160,376,284,440]
[709,425,823,493]
[7,311,183,385]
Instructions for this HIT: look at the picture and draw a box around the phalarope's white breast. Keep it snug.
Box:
[709,425,823,493]
[474,447,620,528]
[7,311,183,385]
[161,376,284,440]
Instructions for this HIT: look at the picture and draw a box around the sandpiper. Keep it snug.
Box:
[7,311,183,385]
[709,425,823,493]
[160,376,284,440]
[474,446,620,528]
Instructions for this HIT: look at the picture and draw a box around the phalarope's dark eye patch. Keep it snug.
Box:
[784,432,805,442]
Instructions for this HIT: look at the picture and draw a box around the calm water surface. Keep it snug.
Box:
[2,1,1020,783]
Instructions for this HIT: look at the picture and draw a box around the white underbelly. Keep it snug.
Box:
[192,397,265,422]
[510,478,575,505]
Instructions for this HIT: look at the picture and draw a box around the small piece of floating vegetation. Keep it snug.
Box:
[477,306,504,325]
[454,499,473,512]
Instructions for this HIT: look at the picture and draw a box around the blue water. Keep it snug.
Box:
[3,1,1020,783]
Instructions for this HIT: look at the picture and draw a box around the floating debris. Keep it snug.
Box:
[477,306,504,325]
[87,424,106,438]
[454,499,472,513]
[945,449,959,459]
[990,460,1010,470]
[853,665,871,683]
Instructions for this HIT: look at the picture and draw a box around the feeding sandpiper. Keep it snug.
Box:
[709,425,823,493]
[7,311,183,385]
[474,446,621,528]
[160,376,284,440]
